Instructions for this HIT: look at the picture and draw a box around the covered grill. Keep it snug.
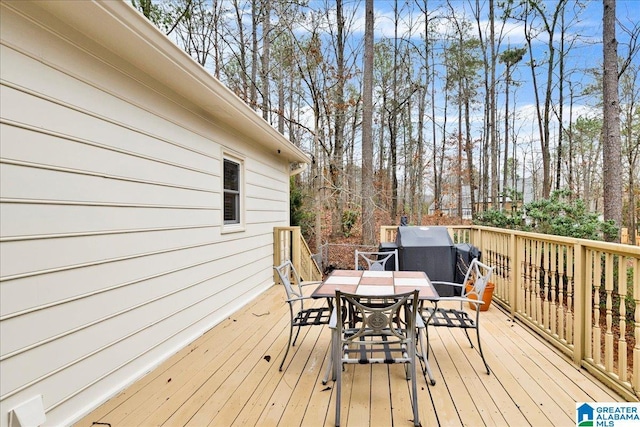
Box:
[395,226,456,296]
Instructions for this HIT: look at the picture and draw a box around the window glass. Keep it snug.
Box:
[223,159,240,224]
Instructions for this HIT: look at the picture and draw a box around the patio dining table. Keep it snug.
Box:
[311,269,439,385]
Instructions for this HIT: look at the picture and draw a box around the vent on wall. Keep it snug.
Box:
[9,395,46,427]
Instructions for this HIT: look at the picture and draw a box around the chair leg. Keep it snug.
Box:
[463,328,474,348]
[476,327,491,375]
[410,346,420,427]
[417,326,436,385]
[279,322,294,371]
[292,324,302,346]
[334,342,342,426]
[425,325,431,360]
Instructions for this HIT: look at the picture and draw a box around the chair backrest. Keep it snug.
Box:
[461,259,494,299]
[274,260,303,300]
[355,249,399,271]
[335,289,418,343]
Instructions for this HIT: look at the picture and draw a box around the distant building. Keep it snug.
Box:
[427,176,535,220]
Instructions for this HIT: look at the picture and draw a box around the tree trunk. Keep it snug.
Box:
[568,82,575,198]
[233,0,248,102]
[362,0,375,245]
[250,0,259,109]
[430,41,441,212]
[457,75,463,219]
[465,88,475,219]
[330,0,346,237]
[474,0,490,211]
[503,63,510,205]
[390,1,400,219]
[555,7,565,191]
[603,0,622,241]
[261,0,271,121]
[489,0,498,207]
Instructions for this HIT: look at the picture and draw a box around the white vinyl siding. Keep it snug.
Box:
[0,3,296,426]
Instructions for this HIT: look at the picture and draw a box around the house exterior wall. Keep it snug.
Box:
[0,2,306,426]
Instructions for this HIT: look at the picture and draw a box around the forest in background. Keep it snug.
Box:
[132,0,640,246]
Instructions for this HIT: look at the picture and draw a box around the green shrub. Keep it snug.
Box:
[474,189,618,241]
[341,209,359,237]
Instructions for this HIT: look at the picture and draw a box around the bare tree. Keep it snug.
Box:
[261,0,271,121]
[603,0,622,241]
[362,0,375,244]
[251,0,259,109]
[499,47,526,203]
[328,0,346,236]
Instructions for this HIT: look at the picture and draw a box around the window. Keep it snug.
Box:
[223,157,242,226]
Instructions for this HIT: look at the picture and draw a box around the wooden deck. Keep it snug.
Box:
[76,284,624,427]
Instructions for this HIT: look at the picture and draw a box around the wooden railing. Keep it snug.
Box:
[381,224,640,401]
[622,228,640,245]
[273,227,322,283]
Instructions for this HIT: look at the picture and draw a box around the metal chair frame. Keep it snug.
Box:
[330,289,420,427]
[354,249,399,271]
[421,258,494,374]
[273,260,331,371]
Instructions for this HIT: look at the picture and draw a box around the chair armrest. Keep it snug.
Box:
[286,295,313,303]
[426,296,485,307]
[300,280,323,287]
[430,281,465,289]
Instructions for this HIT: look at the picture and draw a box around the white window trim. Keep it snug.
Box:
[221,151,245,233]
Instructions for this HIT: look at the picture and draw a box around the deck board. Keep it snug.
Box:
[75,284,625,427]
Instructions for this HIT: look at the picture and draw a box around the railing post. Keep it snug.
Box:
[573,241,585,365]
[291,226,302,275]
[472,227,483,253]
[273,227,282,284]
[509,232,518,318]
[633,257,640,393]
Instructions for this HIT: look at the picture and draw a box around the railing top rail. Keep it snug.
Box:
[380,224,640,256]
[472,225,640,255]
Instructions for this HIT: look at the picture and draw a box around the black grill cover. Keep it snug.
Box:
[378,242,399,271]
[395,226,456,295]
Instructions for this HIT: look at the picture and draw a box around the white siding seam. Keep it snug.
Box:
[0,158,216,194]
[0,239,218,282]
[250,219,289,226]
[1,118,218,177]
[0,55,221,159]
[0,253,225,323]
[249,205,287,212]
[0,197,214,210]
[0,275,272,404]
[0,224,212,243]
[248,168,288,187]
[248,181,288,193]
[0,259,244,360]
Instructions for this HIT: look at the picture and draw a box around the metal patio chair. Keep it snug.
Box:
[354,249,399,271]
[330,289,420,427]
[274,260,331,371]
[421,258,494,374]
